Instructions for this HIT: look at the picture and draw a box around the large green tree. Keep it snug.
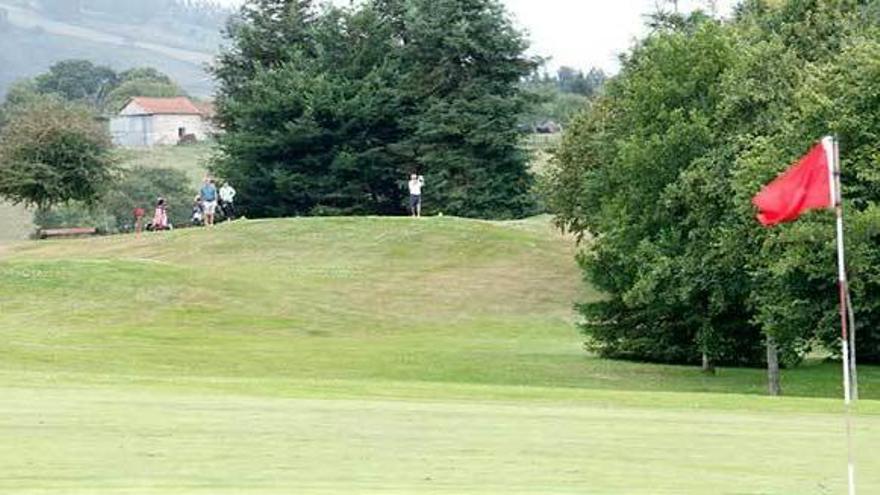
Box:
[549,1,880,376]
[0,100,115,209]
[35,60,118,107]
[212,0,536,219]
[393,0,537,218]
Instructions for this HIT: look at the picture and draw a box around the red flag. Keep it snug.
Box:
[753,141,834,226]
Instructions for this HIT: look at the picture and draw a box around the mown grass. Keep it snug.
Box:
[0,215,878,493]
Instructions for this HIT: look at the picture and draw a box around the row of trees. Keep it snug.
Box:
[4,60,186,114]
[520,67,606,130]
[529,66,607,99]
[549,0,880,379]
[212,0,538,219]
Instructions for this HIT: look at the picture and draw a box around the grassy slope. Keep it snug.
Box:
[115,142,212,186]
[0,216,878,493]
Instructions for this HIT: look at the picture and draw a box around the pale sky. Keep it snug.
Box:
[214,0,739,73]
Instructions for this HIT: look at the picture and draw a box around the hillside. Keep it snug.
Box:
[1,217,879,493]
[0,216,590,389]
[2,215,878,397]
[0,0,219,98]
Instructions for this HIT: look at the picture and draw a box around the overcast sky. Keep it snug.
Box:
[214,0,739,73]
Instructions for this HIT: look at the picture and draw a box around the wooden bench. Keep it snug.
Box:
[39,227,98,240]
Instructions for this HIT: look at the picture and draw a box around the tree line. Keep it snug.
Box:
[0,60,185,120]
[548,0,880,387]
[519,66,607,131]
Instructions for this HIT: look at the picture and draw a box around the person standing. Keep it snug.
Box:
[151,198,169,231]
[133,207,145,234]
[219,181,237,221]
[408,173,425,218]
[200,178,219,227]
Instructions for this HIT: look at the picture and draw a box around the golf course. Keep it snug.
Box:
[0,216,877,494]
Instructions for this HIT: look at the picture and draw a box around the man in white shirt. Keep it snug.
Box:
[219,181,237,220]
[408,173,425,218]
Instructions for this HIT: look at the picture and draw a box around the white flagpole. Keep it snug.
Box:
[824,136,853,405]
[824,135,856,495]
[837,137,860,402]
[846,290,859,400]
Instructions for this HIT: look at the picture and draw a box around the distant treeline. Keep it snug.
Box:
[528,66,608,99]
[519,66,607,130]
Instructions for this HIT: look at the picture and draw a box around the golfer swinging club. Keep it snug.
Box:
[408,172,425,218]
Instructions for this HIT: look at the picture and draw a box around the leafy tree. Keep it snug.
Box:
[581,67,608,97]
[520,65,605,132]
[215,0,315,94]
[34,60,118,107]
[5,62,184,114]
[550,1,880,378]
[104,166,194,231]
[552,17,766,367]
[105,79,185,113]
[118,67,175,85]
[214,1,406,216]
[103,66,184,112]
[520,86,588,128]
[555,66,606,97]
[213,0,536,219]
[394,0,537,218]
[38,166,194,232]
[0,80,50,128]
[0,100,115,209]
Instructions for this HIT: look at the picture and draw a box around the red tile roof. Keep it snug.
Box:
[126,97,202,115]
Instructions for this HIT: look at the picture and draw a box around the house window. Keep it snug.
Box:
[178,127,186,138]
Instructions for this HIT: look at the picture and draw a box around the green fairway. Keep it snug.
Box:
[0,216,878,493]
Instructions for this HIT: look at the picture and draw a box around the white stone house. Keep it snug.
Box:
[110,97,215,148]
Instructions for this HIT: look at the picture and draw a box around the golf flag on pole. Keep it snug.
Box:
[753,137,858,495]
[752,141,834,226]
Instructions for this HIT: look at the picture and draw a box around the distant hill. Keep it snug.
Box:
[0,0,229,98]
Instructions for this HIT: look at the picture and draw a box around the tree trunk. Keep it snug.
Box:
[767,338,781,396]
[701,351,715,375]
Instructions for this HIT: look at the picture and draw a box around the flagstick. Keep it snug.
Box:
[846,291,859,400]
[827,136,856,495]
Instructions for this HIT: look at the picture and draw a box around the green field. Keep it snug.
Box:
[115,143,212,186]
[0,216,878,493]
